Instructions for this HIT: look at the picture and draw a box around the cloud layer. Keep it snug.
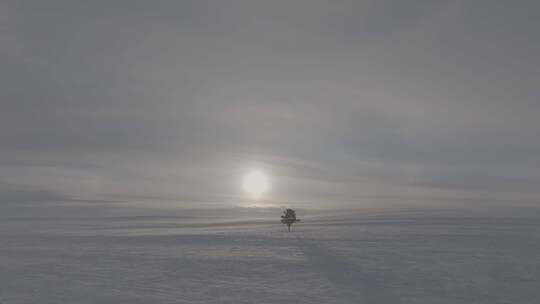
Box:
[2,0,540,208]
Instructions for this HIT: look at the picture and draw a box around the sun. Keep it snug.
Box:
[242,170,269,197]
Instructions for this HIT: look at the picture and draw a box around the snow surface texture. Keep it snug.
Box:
[1,202,539,303]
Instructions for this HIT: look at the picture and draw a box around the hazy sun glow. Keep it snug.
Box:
[243,171,269,197]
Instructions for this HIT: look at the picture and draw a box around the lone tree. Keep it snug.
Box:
[281,208,300,232]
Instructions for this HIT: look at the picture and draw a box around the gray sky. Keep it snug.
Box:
[1,0,539,209]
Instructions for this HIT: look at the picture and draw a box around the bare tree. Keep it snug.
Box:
[281,208,300,232]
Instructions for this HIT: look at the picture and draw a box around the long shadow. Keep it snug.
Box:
[295,235,397,303]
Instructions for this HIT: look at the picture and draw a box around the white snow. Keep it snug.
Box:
[1,202,539,303]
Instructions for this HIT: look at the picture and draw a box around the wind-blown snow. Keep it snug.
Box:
[1,202,539,303]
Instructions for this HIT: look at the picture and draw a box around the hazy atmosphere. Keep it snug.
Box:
[3,0,540,209]
[1,1,540,303]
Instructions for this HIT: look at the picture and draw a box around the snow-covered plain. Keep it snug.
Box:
[1,202,539,303]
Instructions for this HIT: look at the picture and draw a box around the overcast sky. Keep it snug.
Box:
[1,0,539,209]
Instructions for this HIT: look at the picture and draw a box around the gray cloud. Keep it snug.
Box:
[0,183,68,203]
[1,0,540,208]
